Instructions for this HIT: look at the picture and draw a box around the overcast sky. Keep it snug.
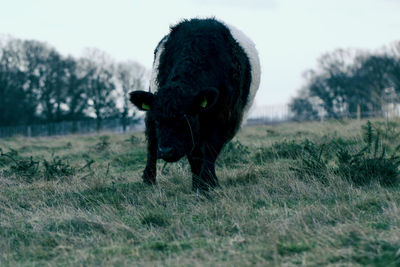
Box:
[1,0,400,106]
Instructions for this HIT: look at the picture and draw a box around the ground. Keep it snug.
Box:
[0,119,399,266]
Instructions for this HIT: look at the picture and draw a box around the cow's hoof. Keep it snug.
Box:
[142,169,156,185]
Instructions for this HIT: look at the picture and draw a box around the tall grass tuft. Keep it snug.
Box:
[9,156,40,182]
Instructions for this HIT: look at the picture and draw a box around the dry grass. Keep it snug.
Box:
[0,119,399,266]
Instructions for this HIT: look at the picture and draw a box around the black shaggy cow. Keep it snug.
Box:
[130,18,260,192]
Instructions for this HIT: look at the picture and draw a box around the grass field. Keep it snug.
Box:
[1,119,400,266]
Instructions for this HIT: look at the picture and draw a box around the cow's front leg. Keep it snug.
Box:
[143,114,157,184]
[189,142,223,193]
[188,149,203,192]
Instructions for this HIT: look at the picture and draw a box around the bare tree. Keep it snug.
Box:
[116,61,146,132]
[80,48,118,131]
[63,56,88,122]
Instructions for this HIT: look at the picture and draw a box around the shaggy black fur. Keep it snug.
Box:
[130,18,252,192]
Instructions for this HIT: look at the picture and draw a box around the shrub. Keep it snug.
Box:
[337,121,400,186]
[9,156,40,182]
[372,120,400,142]
[93,136,110,152]
[0,148,19,167]
[43,156,75,180]
[290,139,330,183]
[218,140,250,166]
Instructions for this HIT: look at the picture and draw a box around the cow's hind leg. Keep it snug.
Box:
[143,114,157,184]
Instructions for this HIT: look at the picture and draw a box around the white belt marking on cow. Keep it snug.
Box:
[224,22,261,119]
[150,37,167,93]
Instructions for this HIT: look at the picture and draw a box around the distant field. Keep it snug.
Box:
[1,120,399,266]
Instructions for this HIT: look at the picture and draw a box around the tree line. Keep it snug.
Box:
[290,41,400,120]
[0,36,147,130]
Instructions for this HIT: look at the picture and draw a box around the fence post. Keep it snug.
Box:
[357,104,361,121]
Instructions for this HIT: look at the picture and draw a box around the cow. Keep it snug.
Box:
[129,18,260,193]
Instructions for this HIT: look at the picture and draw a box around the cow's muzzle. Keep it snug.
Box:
[157,146,181,162]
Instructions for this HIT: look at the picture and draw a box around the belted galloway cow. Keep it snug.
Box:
[130,18,260,192]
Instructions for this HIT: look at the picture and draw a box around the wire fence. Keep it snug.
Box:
[246,103,400,125]
[1,104,400,138]
[246,104,292,125]
[0,118,144,138]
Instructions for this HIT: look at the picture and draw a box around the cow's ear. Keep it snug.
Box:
[129,91,154,111]
[196,87,219,112]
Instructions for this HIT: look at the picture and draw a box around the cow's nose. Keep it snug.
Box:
[158,146,174,159]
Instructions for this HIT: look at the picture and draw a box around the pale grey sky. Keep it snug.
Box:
[1,0,400,106]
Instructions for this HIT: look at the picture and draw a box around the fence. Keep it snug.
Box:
[1,103,400,138]
[246,104,291,125]
[0,118,145,138]
[246,103,400,125]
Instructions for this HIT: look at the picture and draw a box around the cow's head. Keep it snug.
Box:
[129,84,219,162]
